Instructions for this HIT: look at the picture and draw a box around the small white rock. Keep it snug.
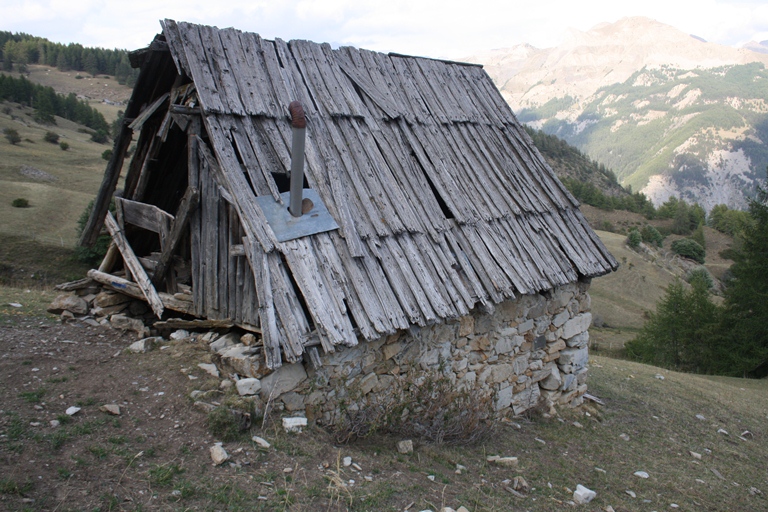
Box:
[170,329,190,340]
[493,456,519,467]
[235,378,261,396]
[99,404,121,415]
[717,428,729,436]
[49,420,60,427]
[619,433,630,441]
[282,417,307,433]
[65,406,80,416]
[427,475,436,481]
[343,456,352,467]
[626,490,637,498]
[655,374,665,380]
[397,439,414,454]
[695,414,706,421]
[670,504,679,509]
[634,471,649,479]
[690,451,702,460]
[252,436,271,449]
[210,444,229,465]
[573,484,596,504]
[198,363,219,377]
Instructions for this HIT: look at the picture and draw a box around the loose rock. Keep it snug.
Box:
[397,440,414,454]
[573,484,596,504]
[236,378,261,396]
[282,417,307,433]
[99,404,121,415]
[210,443,229,465]
[252,436,270,449]
[634,471,649,479]
[65,406,81,416]
[198,363,220,377]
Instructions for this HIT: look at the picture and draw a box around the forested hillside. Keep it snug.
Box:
[0,31,139,86]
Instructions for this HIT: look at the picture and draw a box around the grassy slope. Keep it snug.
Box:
[0,104,113,246]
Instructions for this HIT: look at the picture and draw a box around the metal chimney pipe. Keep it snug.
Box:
[288,101,307,218]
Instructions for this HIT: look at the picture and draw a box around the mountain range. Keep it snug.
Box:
[465,17,768,210]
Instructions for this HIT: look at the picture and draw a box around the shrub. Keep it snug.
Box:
[690,224,706,249]
[101,149,113,161]
[640,224,664,247]
[44,131,60,144]
[332,370,494,445]
[626,229,642,249]
[686,267,714,289]
[74,199,113,264]
[59,141,69,151]
[671,238,705,263]
[11,198,30,208]
[90,130,109,144]
[4,128,21,145]
[206,405,253,442]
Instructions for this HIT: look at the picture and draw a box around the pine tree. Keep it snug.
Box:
[720,185,768,376]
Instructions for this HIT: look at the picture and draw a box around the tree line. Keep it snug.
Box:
[0,73,109,136]
[0,31,139,86]
[626,184,768,377]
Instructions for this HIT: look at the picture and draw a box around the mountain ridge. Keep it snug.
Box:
[465,17,768,210]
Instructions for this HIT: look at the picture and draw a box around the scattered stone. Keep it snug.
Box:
[9,302,22,308]
[343,456,352,467]
[710,468,725,480]
[490,456,519,467]
[251,436,272,450]
[695,414,706,421]
[282,417,307,433]
[283,467,293,473]
[717,428,729,436]
[210,443,229,465]
[219,379,233,390]
[512,476,529,493]
[127,337,161,353]
[690,451,702,460]
[210,332,240,353]
[198,363,220,377]
[634,471,649,479]
[605,507,616,512]
[99,404,121,415]
[427,474,436,481]
[50,419,60,427]
[110,314,150,338]
[749,487,762,495]
[352,463,363,471]
[741,430,753,438]
[457,507,470,512]
[626,490,636,498]
[241,333,257,346]
[573,484,596,504]
[170,329,190,340]
[397,440,414,454]
[48,294,88,315]
[572,421,583,428]
[236,378,262,396]
[455,464,467,474]
[655,374,665,380]
[619,433,630,441]
[670,504,679,509]
[65,406,80,416]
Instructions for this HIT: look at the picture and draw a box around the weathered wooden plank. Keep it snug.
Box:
[171,23,221,113]
[289,40,343,117]
[216,27,268,116]
[88,269,195,316]
[54,277,94,291]
[129,92,170,131]
[246,239,282,369]
[103,212,165,318]
[335,50,401,119]
[318,42,365,117]
[388,55,432,124]
[117,197,174,240]
[232,117,282,200]
[199,120,277,253]
[199,24,246,116]
[281,238,358,348]
[267,250,314,359]
[237,31,282,116]
[274,38,319,117]
[154,318,238,330]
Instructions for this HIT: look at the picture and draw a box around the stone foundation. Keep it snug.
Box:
[254,280,593,423]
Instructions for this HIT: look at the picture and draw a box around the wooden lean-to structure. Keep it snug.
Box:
[80,20,618,370]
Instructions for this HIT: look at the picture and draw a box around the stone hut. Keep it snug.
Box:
[79,20,617,423]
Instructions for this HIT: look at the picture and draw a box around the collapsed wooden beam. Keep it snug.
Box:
[87,269,194,316]
[103,212,165,318]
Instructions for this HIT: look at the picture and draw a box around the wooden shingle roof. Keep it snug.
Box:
[112,20,618,368]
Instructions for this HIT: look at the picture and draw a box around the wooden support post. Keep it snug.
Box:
[79,123,133,247]
[103,211,165,318]
[152,186,200,286]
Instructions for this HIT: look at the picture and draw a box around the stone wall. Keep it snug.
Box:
[247,280,593,424]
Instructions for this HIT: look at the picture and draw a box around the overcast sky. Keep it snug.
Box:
[2,0,767,59]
